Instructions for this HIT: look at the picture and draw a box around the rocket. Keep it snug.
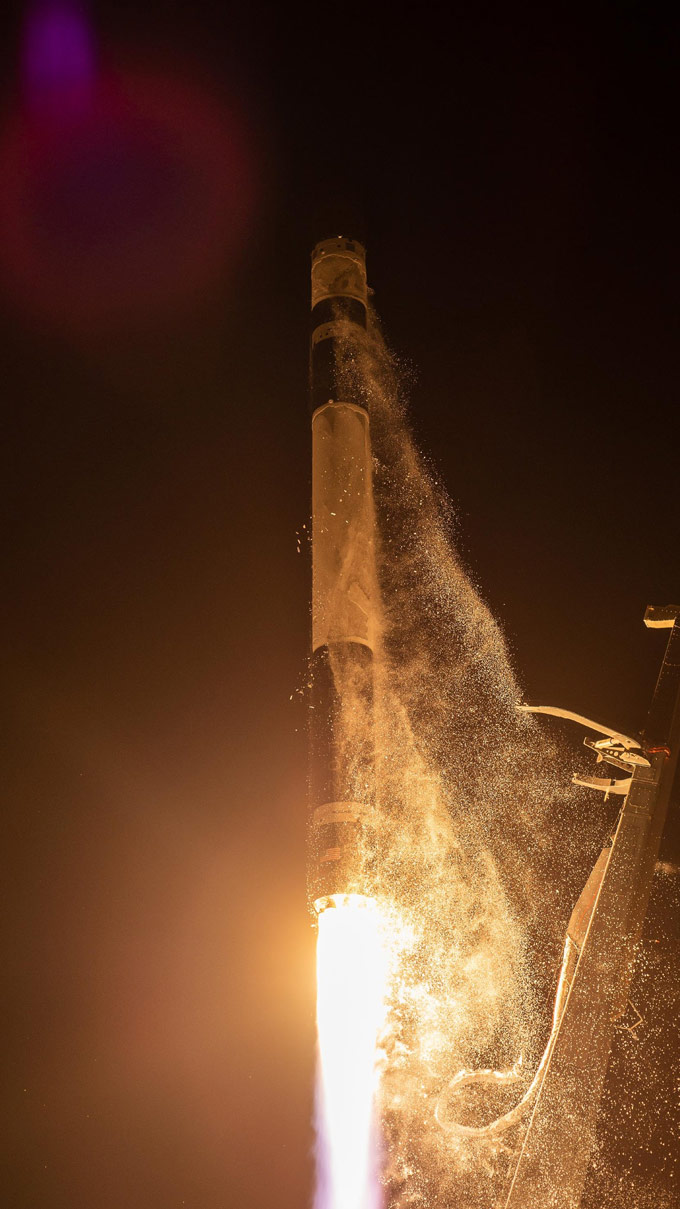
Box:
[308,237,378,911]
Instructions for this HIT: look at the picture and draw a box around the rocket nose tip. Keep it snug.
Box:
[312,235,366,263]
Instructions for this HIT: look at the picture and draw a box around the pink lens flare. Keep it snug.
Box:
[22,0,96,114]
[0,7,258,331]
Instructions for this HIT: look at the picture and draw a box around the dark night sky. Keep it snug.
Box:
[1,4,679,1208]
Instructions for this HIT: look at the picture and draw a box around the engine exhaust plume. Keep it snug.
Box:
[315,896,389,1209]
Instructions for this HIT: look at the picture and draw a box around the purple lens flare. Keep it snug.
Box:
[22,0,96,113]
[0,9,258,330]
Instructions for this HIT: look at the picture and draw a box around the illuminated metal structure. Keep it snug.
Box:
[308,237,377,910]
[505,606,680,1208]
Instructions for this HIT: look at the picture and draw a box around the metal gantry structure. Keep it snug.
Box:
[505,606,680,1208]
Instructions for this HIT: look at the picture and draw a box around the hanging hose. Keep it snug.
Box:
[435,935,579,1138]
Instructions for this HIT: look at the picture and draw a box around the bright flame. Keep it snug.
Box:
[315,895,389,1209]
